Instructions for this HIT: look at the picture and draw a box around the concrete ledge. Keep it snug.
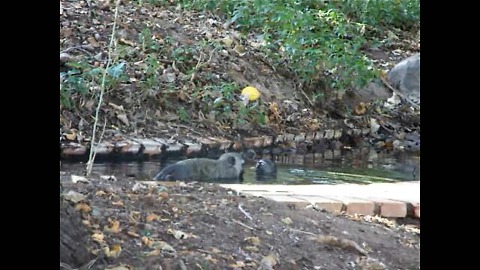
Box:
[220,182,420,218]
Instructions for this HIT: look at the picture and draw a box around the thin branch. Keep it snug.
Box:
[86,0,121,176]
[232,218,255,230]
[238,203,253,220]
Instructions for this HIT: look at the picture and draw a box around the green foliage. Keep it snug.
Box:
[176,106,191,122]
[60,60,128,109]
[176,0,418,94]
[337,0,420,31]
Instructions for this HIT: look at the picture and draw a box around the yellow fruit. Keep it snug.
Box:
[241,86,261,101]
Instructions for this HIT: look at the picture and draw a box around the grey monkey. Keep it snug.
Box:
[255,158,277,181]
[153,151,255,182]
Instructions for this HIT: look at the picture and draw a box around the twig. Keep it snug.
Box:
[170,123,205,136]
[86,0,121,176]
[60,45,95,55]
[232,218,255,230]
[288,228,318,237]
[238,203,253,220]
[190,48,216,82]
[380,75,420,110]
[60,258,97,270]
[190,52,204,82]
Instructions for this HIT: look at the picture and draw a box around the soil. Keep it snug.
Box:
[60,0,420,147]
[60,1,420,269]
[60,171,420,270]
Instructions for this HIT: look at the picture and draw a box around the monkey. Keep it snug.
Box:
[153,150,256,182]
[255,158,277,181]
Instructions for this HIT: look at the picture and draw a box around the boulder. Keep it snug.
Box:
[387,53,420,105]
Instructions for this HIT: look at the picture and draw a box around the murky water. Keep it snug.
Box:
[60,148,419,185]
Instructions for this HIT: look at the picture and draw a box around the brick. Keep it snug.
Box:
[327,197,375,216]
[406,202,420,218]
[370,198,407,218]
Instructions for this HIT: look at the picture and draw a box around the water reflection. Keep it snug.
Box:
[60,148,419,185]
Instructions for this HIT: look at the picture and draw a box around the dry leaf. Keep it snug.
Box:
[145,249,161,256]
[259,254,278,270]
[71,175,89,184]
[354,102,367,115]
[167,229,188,240]
[244,236,261,246]
[142,236,154,248]
[117,113,130,126]
[87,36,100,47]
[100,175,117,181]
[105,220,121,233]
[108,103,124,111]
[92,232,105,244]
[127,231,140,238]
[228,261,246,268]
[244,245,259,252]
[75,202,91,213]
[281,217,293,225]
[156,241,176,254]
[106,266,130,270]
[370,118,380,134]
[112,200,124,206]
[158,192,169,200]
[65,130,77,141]
[104,244,122,258]
[63,190,87,203]
[146,213,159,222]
[95,190,107,196]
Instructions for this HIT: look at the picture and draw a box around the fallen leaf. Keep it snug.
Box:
[156,241,176,254]
[145,249,161,256]
[244,236,261,246]
[112,200,124,206]
[167,229,188,240]
[64,130,77,141]
[158,192,169,200]
[282,217,293,225]
[259,254,278,270]
[228,261,246,268]
[87,36,100,47]
[354,102,367,115]
[370,118,380,134]
[108,103,125,111]
[117,113,130,126]
[104,220,121,233]
[63,190,87,203]
[127,231,140,238]
[100,175,117,181]
[221,37,233,47]
[95,190,107,196]
[71,175,89,184]
[244,246,259,252]
[104,244,122,258]
[92,232,105,244]
[106,266,130,270]
[75,202,91,213]
[142,236,154,248]
[146,213,159,222]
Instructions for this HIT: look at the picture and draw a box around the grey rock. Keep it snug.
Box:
[388,53,420,104]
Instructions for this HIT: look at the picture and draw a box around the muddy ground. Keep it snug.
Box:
[60,170,420,270]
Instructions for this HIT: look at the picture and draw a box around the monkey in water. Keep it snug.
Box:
[153,150,256,182]
[255,158,277,181]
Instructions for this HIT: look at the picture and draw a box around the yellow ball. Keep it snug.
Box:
[241,86,261,101]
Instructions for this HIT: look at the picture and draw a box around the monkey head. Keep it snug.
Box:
[255,158,277,181]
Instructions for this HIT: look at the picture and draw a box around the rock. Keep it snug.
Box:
[387,53,420,105]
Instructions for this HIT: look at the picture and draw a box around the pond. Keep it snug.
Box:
[60,147,419,185]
